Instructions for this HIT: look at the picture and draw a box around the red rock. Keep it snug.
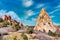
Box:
[2,15,23,27]
[11,20,23,26]
[7,15,11,20]
[19,23,23,26]
[11,20,17,23]
[2,15,11,20]
[17,22,23,26]
[2,15,8,20]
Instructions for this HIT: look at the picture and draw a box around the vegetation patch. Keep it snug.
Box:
[13,36,17,40]
[48,30,60,37]
[26,27,33,34]
[21,33,28,40]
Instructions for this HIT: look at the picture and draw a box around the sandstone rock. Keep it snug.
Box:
[2,15,23,27]
[11,20,23,27]
[34,8,57,33]
[2,15,11,20]
[2,15,8,20]
[17,22,23,27]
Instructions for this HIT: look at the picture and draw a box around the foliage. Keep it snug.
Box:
[48,30,60,37]
[0,18,22,30]
[2,20,11,27]
[21,33,28,40]
[0,19,21,30]
[13,36,17,40]
[27,27,33,34]
[12,23,21,31]
[0,23,4,27]
[2,20,8,27]
[57,34,60,37]
[7,21,12,25]
[48,30,56,36]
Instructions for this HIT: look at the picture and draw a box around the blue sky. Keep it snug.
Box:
[0,0,60,26]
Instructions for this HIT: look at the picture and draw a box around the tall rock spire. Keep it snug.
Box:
[34,8,57,33]
[40,8,46,16]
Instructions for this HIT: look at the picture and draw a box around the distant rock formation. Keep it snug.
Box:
[34,8,57,33]
[2,15,11,20]
[2,15,23,27]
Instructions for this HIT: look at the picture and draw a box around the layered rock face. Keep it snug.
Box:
[34,8,57,33]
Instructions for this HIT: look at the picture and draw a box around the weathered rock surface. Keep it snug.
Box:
[34,8,57,33]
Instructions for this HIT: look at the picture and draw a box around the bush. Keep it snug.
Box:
[13,36,17,40]
[15,25,21,31]
[21,33,28,40]
[12,23,21,31]
[0,20,12,27]
[8,22,12,25]
[2,22,7,27]
[0,23,4,27]
[48,30,56,36]
[27,27,33,34]
[2,20,9,27]
[58,34,60,37]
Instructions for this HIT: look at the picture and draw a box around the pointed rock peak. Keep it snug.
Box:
[40,8,48,16]
[34,8,57,33]
[41,8,46,12]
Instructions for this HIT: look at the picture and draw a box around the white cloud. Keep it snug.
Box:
[26,10,34,16]
[36,4,44,8]
[0,10,36,26]
[22,0,33,7]
[56,5,60,8]
[31,18,36,21]
[50,9,60,14]
[0,10,21,22]
[21,19,36,26]
[50,5,60,14]
[50,16,55,18]
[25,10,35,19]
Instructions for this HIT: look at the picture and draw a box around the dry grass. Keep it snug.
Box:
[3,32,23,40]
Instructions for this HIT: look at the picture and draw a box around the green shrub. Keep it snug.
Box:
[0,23,4,27]
[13,36,17,40]
[2,20,9,27]
[57,34,60,37]
[15,25,21,31]
[12,23,21,31]
[27,27,33,34]
[48,30,56,36]
[8,22,12,25]
[2,22,7,27]
[21,33,28,40]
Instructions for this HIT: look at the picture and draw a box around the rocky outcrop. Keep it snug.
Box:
[2,15,11,20]
[2,15,23,27]
[17,22,23,27]
[34,8,57,33]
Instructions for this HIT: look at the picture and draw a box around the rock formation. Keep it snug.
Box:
[34,8,57,33]
[2,15,8,20]
[2,15,23,27]
[2,15,11,20]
